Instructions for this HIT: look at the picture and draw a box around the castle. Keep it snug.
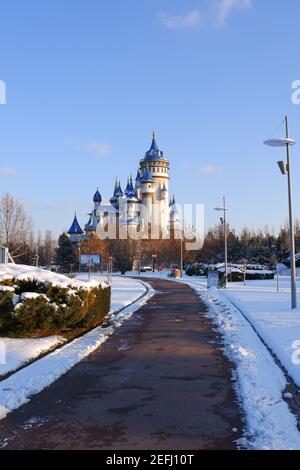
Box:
[67,133,181,243]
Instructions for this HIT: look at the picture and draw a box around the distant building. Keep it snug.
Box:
[67,133,181,243]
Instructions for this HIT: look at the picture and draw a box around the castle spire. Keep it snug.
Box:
[68,213,83,235]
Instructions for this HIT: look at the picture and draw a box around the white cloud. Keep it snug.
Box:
[43,203,59,211]
[158,10,202,29]
[86,140,112,157]
[0,167,17,175]
[65,136,112,157]
[158,1,252,30]
[199,164,222,174]
[181,163,222,174]
[214,0,252,25]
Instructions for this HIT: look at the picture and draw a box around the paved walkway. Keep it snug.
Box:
[0,279,243,449]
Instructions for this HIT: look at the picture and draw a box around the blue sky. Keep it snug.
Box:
[0,0,300,237]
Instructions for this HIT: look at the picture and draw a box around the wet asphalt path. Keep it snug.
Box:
[0,278,243,450]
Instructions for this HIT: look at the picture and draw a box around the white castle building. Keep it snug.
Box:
[67,133,181,243]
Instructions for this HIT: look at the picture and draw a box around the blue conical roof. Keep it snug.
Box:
[150,132,159,152]
[144,132,165,162]
[68,213,83,235]
[93,188,102,203]
[141,167,153,182]
[112,179,123,198]
[125,178,131,196]
[135,169,141,181]
[116,181,123,197]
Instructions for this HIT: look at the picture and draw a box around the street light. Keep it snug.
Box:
[152,254,157,272]
[264,115,297,309]
[214,196,228,287]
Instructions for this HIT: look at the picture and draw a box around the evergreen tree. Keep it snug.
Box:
[55,233,77,272]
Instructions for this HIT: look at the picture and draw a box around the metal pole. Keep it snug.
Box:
[223,196,228,287]
[180,222,184,277]
[285,116,297,309]
[78,239,81,274]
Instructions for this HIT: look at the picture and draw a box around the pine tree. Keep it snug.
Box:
[55,233,77,272]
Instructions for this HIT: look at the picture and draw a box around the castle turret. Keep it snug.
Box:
[169,195,182,237]
[139,132,170,234]
[93,188,102,210]
[68,213,84,243]
[110,178,123,210]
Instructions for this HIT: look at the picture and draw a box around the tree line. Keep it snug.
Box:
[1,193,298,271]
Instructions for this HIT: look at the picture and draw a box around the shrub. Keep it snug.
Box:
[0,278,111,337]
[185,264,207,277]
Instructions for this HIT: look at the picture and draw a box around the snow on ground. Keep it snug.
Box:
[0,274,148,378]
[220,277,300,389]
[136,271,300,449]
[203,286,300,450]
[77,274,147,313]
[0,276,154,422]
[0,337,65,377]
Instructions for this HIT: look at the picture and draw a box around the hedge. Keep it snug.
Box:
[0,278,111,337]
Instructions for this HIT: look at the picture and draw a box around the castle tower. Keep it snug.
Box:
[93,188,102,210]
[169,195,182,238]
[125,175,139,226]
[110,178,123,210]
[139,132,170,235]
[67,212,84,243]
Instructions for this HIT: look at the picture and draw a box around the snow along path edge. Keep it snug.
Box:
[0,280,155,421]
[201,286,300,450]
[158,276,300,450]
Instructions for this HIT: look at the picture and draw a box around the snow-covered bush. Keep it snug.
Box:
[185,263,208,277]
[211,263,275,282]
[0,265,111,337]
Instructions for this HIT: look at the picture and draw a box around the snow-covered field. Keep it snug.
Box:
[0,274,148,378]
[203,284,300,450]
[221,277,300,389]
[0,336,65,377]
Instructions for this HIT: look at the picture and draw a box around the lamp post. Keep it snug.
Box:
[78,239,81,274]
[108,256,113,284]
[214,196,228,287]
[180,216,185,278]
[180,236,183,277]
[264,115,297,309]
[152,254,157,272]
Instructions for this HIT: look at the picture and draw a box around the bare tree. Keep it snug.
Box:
[0,193,34,258]
[42,230,57,266]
